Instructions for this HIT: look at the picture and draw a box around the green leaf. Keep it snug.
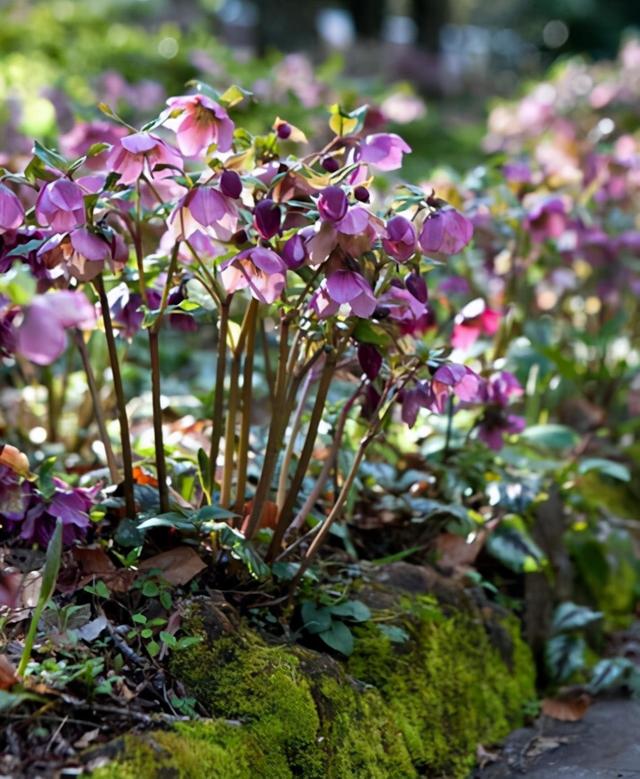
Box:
[32,140,68,172]
[545,634,586,682]
[159,631,177,648]
[146,640,160,658]
[353,320,390,347]
[578,458,631,483]
[301,602,332,635]
[486,515,545,573]
[0,263,37,305]
[519,424,580,451]
[330,600,371,622]
[589,658,636,694]
[551,602,602,634]
[36,457,58,501]
[219,84,252,108]
[18,518,63,676]
[86,142,111,157]
[208,522,270,580]
[318,621,354,655]
[142,581,160,598]
[377,624,410,643]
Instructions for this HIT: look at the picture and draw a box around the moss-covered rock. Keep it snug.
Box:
[91,564,536,779]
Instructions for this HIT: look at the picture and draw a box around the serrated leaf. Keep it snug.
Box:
[551,602,602,634]
[545,634,586,682]
[318,621,354,655]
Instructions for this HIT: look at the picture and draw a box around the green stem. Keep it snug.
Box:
[234,300,259,516]
[209,298,230,492]
[74,329,119,484]
[95,274,136,518]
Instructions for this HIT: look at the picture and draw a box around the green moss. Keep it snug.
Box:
[93,591,535,779]
[347,597,535,778]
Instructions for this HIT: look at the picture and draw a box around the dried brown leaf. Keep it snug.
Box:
[139,546,206,586]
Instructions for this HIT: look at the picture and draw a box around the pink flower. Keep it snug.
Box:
[16,290,96,365]
[359,133,411,171]
[378,283,428,335]
[220,247,287,304]
[170,186,238,242]
[452,299,501,350]
[35,179,85,232]
[60,121,128,170]
[419,207,473,255]
[0,184,24,233]
[430,364,482,413]
[165,94,234,156]
[107,132,182,185]
[316,187,370,236]
[382,215,417,261]
[477,371,525,450]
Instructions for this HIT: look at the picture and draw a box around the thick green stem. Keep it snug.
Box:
[95,274,136,518]
[74,329,119,484]
[234,300,259,515]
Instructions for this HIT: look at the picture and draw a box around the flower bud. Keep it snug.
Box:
[353,185,370,203]
[220,169,242,199]
[321,157,340,173]
[277,122,292,139]
[253,198,281,240]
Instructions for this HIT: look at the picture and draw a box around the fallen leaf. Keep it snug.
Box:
[74,728,101,750]
[241,500,279,532]
[435,531,487,569]
[0,655,18,690]
[77,615,108,642]
[133,466,158,487]
[72,546,135,594]
[139,546,206,586]
[542,692,591,721]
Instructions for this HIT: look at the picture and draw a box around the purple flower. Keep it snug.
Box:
[170,186,238,242]
[220,247,287,304]
[359,133,411,171]
[525,197,567,243]
[253,199,281,240]
[419,207,474,255]
[357,343,382,380]
[430,364,483,413]
[325,269,377,317]
[220,169,243,199]
[0,184,25,233]
[318,186,348,224]
[383,215,417,262]
[377,283,429,335]
[165,94,234,156]
[476,373,525,450]
[281,234,307,269]
[35,179,86,232]
[16,290,96,365]
[406,272,427,303]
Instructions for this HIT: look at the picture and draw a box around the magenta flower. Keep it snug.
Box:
[60,121,128,170]
[325,269,377,317]
[220,169,243,199]
[253,199,281,240]
[401,381,433,427]
[170,186,238,242]
[37,227,127,282]
[165,94,234,156]
[16,290,96,365]
[406,272,427,303]
[430,364,482,413]
[282,233,307,269]
[476,371,525,450]
[378,283,428,334]
[525,197,567,243]
[359,133,411,171]
[318,186,348,223]
[35,178,85,232]
[357,343,382,380]
[419,207,474,255]
[220,247,287,304]
[383,215,417,262]
[0,184,25,233]
[452,298,501,351]
[107,132,182,185]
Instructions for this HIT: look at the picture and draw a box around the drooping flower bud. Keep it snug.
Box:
[383,215,417,262]
[353,185,370,203]
[406,272,428,303]
[419,207,473,255]
[220,169,242,199]
[357,343,382,380]
[0,184,24,233]
[282,234,307,269]
[253,198,281,240]
[321,157,340,173]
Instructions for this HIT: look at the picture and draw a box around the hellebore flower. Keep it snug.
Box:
[382,215,417,262]
[281,233,307,269]
[419,207,474,255]
[253,199,281,240]
[525,197,567,243]
[60,121,128,170]
[0,297,18,357]
[170,186,237,242]
[318,186,348,223]
[15,290,96,365]
[406,272,427,303]
[3,471,97,546]
[35,178,85,232]
[107,283,160,339]
[430,364,482,413]
[107,132,182,185]
[400,381,434,427]
[476,371,525,450]
[0,184,25,233]
[220,247,287,304]
[37,227,127,283]
[325,268,377,317]
[357,343,382,380]
[451,298,501,351]
[219,169,243,199]
[377,282,431,336]
[165,94,234,156]
[358,133,411,171]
